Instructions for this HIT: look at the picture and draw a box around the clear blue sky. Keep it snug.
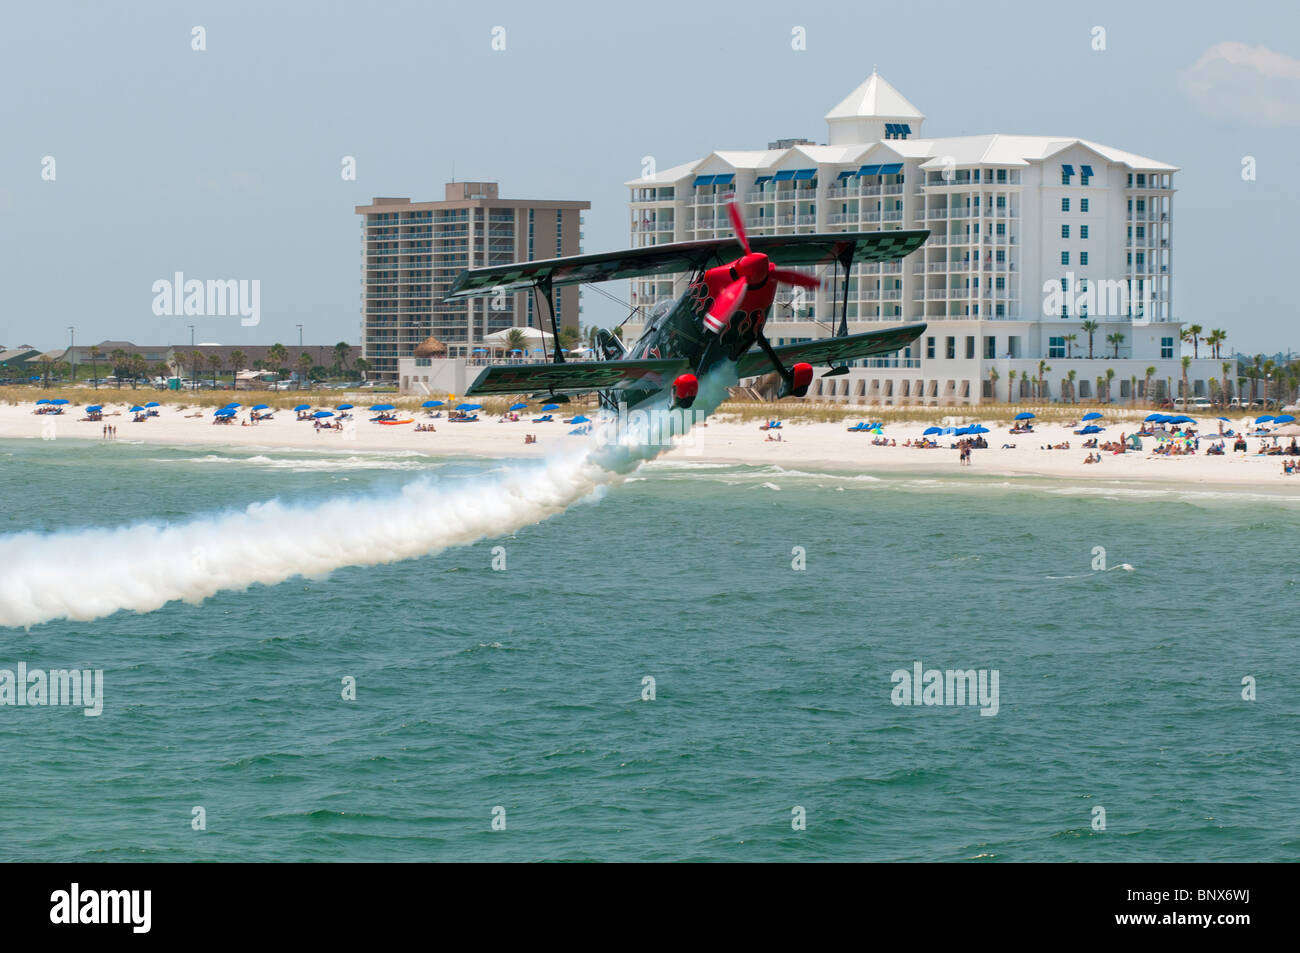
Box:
[1,0,1297,353]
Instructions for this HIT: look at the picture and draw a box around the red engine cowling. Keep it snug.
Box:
[791,362,813,397]
[672,373,699,408]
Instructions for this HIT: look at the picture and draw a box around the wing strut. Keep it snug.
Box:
[824,244,856,378]
[536,274,564,364]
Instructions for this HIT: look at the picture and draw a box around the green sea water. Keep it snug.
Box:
[0,436,1296,861]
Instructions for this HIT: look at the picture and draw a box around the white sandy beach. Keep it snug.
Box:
[6,398,1300,490]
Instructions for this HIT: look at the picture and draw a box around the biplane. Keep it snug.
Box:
[446,201,929,413]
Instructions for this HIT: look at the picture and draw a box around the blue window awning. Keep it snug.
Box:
[1061,164,1075,177]
[858,164,881,176]
[692,174,715,187]
[712,173,734,185]
[773,170,796,181]
[836,170,854,180]
[754,175,772,185]
[793,168,816,180]
[1080,164,1094,177]
[878,163,903,174]
[900,124,911,135]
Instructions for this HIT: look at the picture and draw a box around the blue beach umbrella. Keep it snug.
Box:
[370,403,395,411]
[922,426,942,435]
[421,400,442,408]
[293,404,310,412]
[35,399,49,405]
[85,405,102,413]
[1144,413,1164,422]
[969,425,989,434]
[542,404,559,412]
[313,410,334,419]
[570,415,591,424]
[1256,415,1274,423]
[214,408,235,417]
[129,405,143,413]
[1274,414,1296,424]
[50,398,68,405]
[455,403,481,411]
[509,402,527,411]
[144,401,160,408]
[252,403,269,411]
[1014,411,1034,420]
[337,403,354,410]
[1081,412,1103,421]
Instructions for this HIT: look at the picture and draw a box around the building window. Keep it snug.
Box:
[1061,251,1070,265]
[1080,251,1089,265]
[1161,337,1174,359]
[965,336,975,359]
[1061,198,1070,212]
[1061,171,1071,185]
[945,336,955,359]
[1080,198,1089,212]
[1049,336,1065,359]
[984,336,996,358]
[1061,224,1070,238]
[1080,225,1089,239]
[926,336,935,359]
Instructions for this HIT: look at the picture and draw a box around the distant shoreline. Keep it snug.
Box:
[5,397,1300,492]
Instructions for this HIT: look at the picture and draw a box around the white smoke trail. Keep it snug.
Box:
[0,369,736,629]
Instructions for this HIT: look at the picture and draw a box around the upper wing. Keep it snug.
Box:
[465,358,690,397]
[444,230,930,300]
[734,323,928,379]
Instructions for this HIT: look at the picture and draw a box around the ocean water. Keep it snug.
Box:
[0,436,1296,862]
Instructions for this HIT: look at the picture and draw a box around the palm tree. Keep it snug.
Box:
[1105,367,1115,404]
[333,342,351,377]
[1251,354,1263,404]
[1063,333,1078,359]
[188,350,204,390]
[1095,375,1105,404]
[230,349,247,388]
[1067,368,1078,404]
[296,352,313,390]
[89,349,103,389]
[267,343,289,381]
[504,328,529,358]
[1130,374,1137,407]
[1181,355,1191,401]
[1144,366,1156,405]
[153,362,170,387]
[1263,359,1278,406]
[130,353,147,389]
[1007,369,1017,404]
[1081,320,1099,359]
[1187,324,1203,359]
[110,348,128,384]
[1206,329,1226,360]
[208,354,222,389]
[988,367,999,403]
[353,357,370,382]
[1106,331,1125,358]
[1037,360,1049,401]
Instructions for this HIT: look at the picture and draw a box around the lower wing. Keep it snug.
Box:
[735,322,928,378]
[465,358,691,397]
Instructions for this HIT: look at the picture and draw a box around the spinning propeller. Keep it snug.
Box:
[702,201,823,334]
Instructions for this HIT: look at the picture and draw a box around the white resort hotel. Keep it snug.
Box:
[626,73,1224,406]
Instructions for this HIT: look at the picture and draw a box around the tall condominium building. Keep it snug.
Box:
[356,183,590,380]
[626,73,1224,405]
